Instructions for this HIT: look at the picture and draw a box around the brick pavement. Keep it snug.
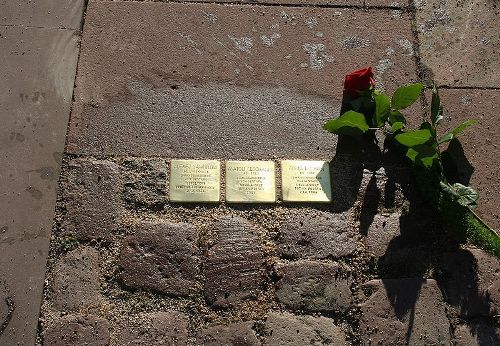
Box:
[1,0,499,345]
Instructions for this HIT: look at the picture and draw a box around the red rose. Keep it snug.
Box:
[344,67,375,97]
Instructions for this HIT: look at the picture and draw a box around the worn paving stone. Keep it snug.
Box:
[364,212,402,258]
[416,0,500,87]
[278,211,358,259]
[43,314,110,346]
[122,158,167,210]
[68,1,419,159]
[0,25,80,345]
[436,89,500,231]
[264,311,346,345]
[274,260,353,312]
[120,221,199,296]
[0,0,85,29]
[204,216,265,307]
[196,321,260,346]
[62,158,121,241]
[454,321,500,346]
[118,311,189,346]
[439,248,500,318]
[51,247,100,312]
[359,278,451,345]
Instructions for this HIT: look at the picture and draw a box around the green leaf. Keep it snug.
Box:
[451,119,476,136]
[391,83,424,110]
[406,144,438,168]
[454,183,479,209]
[440,182,478,209]
[391,121,404,132]
[438,119,476,144]
[374,93,391,127]
[323,111,369,135]
[388,110,406,125]
[431,83,443,126]
[395,129,432,147]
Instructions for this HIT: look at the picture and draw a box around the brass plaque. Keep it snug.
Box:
[169,160,220,202]
[225,160,276,203]
[281,160,332,202]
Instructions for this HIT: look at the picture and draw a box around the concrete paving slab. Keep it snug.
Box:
[0,25,80,345]
[416,0,500,87]
[436,89,500,231]
[68,0,420,159]
[0,0,85,30]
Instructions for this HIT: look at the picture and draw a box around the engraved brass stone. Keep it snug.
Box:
[281,160,332,202]
[225,160,276,203]
[169,159,220,202]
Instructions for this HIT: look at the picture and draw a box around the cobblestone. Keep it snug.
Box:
[274,260,352,312]
[62,158,121,241]
[120,221,200,296]
[51,247,100,312]
[204,216,264,307]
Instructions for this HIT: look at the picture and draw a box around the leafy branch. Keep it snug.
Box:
[324,72,500,258]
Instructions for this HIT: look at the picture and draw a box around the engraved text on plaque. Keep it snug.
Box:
[169,159,220,202]
[281,160,332,202]
[225,160,276,203]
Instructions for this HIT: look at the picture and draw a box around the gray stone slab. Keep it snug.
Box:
[68,1,419,158]
[416,0,500,87]
[0,25,80,345]
[0,0,85,30]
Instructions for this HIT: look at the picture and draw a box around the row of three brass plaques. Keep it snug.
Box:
[169,160,332,203]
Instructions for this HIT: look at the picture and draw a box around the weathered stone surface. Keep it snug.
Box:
[278,211,358,259]
[51,247,100,312]
[0,278,12,335]
[439,248,500,318]
[68,1,419,158]
[122,158,167,210]
[196,321,260,346]
[364,213,402,258]
[63,158,121,241]
[44,314,110,346]
[416,0,500,87]
[264,311,346,346]
[204,216,264,307]
[120,221,199,296]
[0,25,81,346]
[0,0,85,29]
[454,321,500,346]
[118,311,189,346]
[359,279,451,345]
[436,89,500,230]
[274,260,353,312]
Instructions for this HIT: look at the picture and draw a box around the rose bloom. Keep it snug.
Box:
[344,67,375,97]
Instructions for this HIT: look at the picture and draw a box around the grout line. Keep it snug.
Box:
[121,0,411,11]
[434,85,500,91]
[0,23,80,32]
